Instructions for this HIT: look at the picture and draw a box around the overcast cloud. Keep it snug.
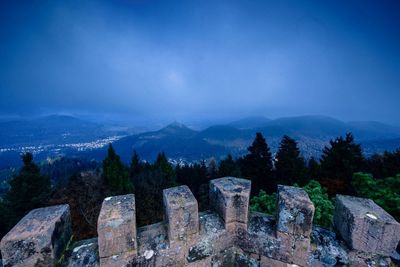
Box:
[0,0,399,124]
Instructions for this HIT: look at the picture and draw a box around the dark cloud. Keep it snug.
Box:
[0,0,399,124]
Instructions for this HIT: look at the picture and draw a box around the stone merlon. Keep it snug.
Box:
[97,194,137,266]
[277,185,315,237]
[0,204,71,267]
[209,177,251,229]
[334,194,400,256]
[163,185,199,242]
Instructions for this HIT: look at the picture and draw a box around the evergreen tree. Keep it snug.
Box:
[363,153,384,179]
[134,165,166,226]
[129,150,142,187]
[153,152,176,187]
[241,132,273,194]
[135,153,178,225]
[130,151,141,176]
[357,150,400,180]
[382,150,400,178]
[175,162,209,210]
[275,135,306,185]
[218,154,241,177]
[3,153,51,228]
[207,159,218,180]
[176,163,207,193]
[102,144,133,195]
[307,157,320,180]
[320,133,363,194]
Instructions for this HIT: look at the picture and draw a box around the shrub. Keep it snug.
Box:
[250,180,334,228]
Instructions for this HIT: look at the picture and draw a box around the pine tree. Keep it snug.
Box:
[207,159,218,180]
[130,151,141,177]
[154,152,176,187]
[102,144,133,195]
[320,133,364,194]
[363,153,384,179]
[275,135,306,185]
[134,165,166,226]
[135,153,177,225]
[307,157,320,180]
[218,154,241,177]
[129,150,142,188]
[4,153,51,227]
[241,132,273,194]
[382,150,400,178]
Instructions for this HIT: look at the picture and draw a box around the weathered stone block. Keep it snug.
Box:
[64,238,99,267]
[277,185,315,237]
[209,177,251,228]
[0,204,71,267]
[163,185,199,241]
[260,256,289,267]
[97,194,137,266]
[334,195,400,256]
[276,231,311,266]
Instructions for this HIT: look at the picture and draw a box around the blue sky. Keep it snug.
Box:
[0,0,399,124]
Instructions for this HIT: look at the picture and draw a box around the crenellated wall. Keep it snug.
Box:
[1,177,399,267]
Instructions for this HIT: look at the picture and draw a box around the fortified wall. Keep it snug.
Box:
[1,177,400,267]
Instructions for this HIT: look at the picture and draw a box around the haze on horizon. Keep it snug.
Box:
[0,0,399,125]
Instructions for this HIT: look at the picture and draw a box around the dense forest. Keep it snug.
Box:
[0,132,399,241]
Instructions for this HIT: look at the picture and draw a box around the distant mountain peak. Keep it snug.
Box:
[166,121,188,129]
[158,121,197,136]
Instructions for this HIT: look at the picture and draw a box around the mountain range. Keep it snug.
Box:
[1,115,400,167]
[94,115,400,163]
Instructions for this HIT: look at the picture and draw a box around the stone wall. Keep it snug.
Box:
[1,177,399,267]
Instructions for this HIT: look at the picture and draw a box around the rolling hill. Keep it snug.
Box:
[1,115,400,167]
[97,116,400,163]
[0,115,131,167]
[0,115,104,147]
